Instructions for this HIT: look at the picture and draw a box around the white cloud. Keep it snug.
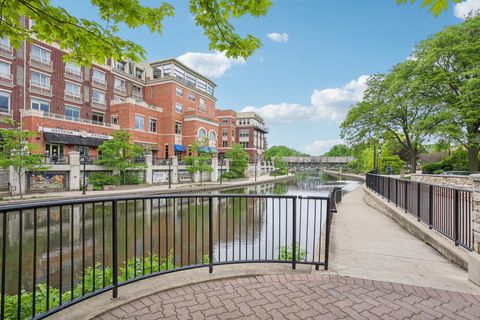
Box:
[454,0,480,19]
[242,75,369,124]
[177,51,245,78]
[267,32,289,43]
[302,139,344,156]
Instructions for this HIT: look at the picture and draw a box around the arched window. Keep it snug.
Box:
[209,131,216,141]
[198,128,206,139]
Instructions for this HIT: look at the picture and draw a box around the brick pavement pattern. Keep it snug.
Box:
[96,274,480,320]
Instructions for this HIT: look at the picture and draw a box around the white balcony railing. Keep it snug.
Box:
[30,55,52,70]
[92,78,106,88]
[132,92,143,100]
[114,86,126,95]
[0,44,13,58]
[29,80,52,94]
[64,91,83,103]
[65,68,82,81]
[0,72,13,84]
[92,98,106,108]
[22,108,120,129]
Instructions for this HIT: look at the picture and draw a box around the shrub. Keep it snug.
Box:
[88,173,120,188]
[279,243,306,261]
[123,172,143,185]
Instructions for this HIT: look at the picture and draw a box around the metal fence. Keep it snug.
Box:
[0,191,338,319]
[366,174,473,251]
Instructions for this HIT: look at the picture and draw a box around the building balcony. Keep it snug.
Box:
[132,92,143,100]
[30,55,52,71]
[22,108,120,129]
[29,80,52,95]
[65,68,83,82]
[0,72,13,85]
[114,86,126,96]
[64,91,83,103]
[92,98,107,109]
[0,45,14,59]
[92,78,107,88]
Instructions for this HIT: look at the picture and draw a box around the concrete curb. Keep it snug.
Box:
[363,185,469,270]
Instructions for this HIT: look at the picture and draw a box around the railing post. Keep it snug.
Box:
[454,189,459,246]
[112,199,118,299]
[388,178,391,202]
[324,198,332,271]
[208,196,213,273]
[292,197,297,270]
[428,185,433,229]
[417,182,421,221]
[395,179,398,207]
[404,181,408,213]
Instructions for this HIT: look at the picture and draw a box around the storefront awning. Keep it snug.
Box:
[174,144,186,152]
[44,132,107,147]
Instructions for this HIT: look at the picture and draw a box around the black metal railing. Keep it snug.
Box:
[366,174,473,250]
[0,192,336,319]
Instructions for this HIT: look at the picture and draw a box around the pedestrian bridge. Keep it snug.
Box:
[282,156,355,170]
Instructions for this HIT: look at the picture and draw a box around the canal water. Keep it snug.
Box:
[1,172,361,295]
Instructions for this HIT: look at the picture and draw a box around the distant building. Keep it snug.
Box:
[235,111,268,160]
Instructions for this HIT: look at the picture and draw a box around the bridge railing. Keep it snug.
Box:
[366,174,473,251]
[0,192,337,319]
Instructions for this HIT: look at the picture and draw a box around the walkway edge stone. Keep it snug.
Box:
[363,185,469,270]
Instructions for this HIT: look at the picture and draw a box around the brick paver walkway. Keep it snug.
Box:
[96,274,480,320]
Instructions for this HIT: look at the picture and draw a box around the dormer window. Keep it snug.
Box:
[115,60,127,72]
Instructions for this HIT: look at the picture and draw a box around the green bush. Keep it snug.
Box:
[221,171,241,179]
[279,243,306,261]
[422,149,474,173]
[88,172,120,188]
[123,172,143,185]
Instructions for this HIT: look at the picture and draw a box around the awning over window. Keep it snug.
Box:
[174,144,186,152]
[199,146,217,153]
[44,132,107,147]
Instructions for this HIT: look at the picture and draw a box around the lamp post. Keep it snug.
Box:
[81,155,87,195]
[219,154,223,185]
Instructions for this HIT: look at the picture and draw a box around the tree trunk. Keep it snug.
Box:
[468,146,479,172]
[18,172,23,199]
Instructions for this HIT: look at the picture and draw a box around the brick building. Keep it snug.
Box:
[235,111,268,160]
[0,19,267,162]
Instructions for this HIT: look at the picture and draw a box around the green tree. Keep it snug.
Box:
[396,0,462,16]
[413,15,480,171]
[0,0,271,64]
[185,138,213,185]
[273,157,288,176]
[264,146,308,162]
[0,119,46,198]
[323,144,353,157]
[225,143,248,179]
[341,60,442,170]
[95,130,145,185]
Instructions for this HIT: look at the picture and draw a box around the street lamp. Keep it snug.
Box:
[80,155,87,195]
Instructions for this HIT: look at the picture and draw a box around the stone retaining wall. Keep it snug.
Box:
[411,174,472,189]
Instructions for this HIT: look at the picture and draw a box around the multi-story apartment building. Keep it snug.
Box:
[216,109,237,158]
[0,18,266,163]
[235,111,268,160]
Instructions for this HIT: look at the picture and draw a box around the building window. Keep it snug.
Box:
[114,78,126,92]
[198,128,206,139]
[92,69,106,85]
[153,67,161,79]
[240,142,249,148]
[92,112,104,124]
[197,79,206,91]
[65,61,81,76]
[175,122,182,135]
[175,103,183,113]
[0,37,10,50]
[199,98,206,111]
[65,81,81,99]
[163,64,172,77]
[188,92,195,102]
[132,85,143,99]
[64,105,80,120]
[209,131,216,142]
[222,128,228,137]
[135,68,144,79]
[232,129,235,137]
[0,91,9,114]
[239,130,249,138]
[31,45,50,63]
[149,118,157,133]
[92,90,106,106]
[0,61,10,80]
[115,60,127,72]
[134,115,145,131]
[31,98,49,113]
[222,117,228,124]
[174,66,185,79]
[111,116,118,125]
[31,71,50,89]
[207,84,214,95]
[164,144,169,159]
[113,95,126,103]
[186,73,196,87]
[176,87,183,97]
[222,141,228,148]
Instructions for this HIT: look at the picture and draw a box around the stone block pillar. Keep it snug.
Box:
[211,157,218,182]
[9,166,25,195]
[69,151,80,191]
[468,174,480,285]
[171,157,179,184]
[145,154,153,184]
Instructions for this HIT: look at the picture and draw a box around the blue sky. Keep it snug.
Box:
[56,0,479,154]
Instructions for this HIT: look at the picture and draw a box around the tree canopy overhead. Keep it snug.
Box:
[396,0,462,16]
[0,0,271,65]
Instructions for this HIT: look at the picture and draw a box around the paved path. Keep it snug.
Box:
[96,274,480,320]
[330,187,480,295]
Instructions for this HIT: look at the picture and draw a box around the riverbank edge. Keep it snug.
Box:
[363,185,469,270]
[321,170,366,182]
[0,174,295,205]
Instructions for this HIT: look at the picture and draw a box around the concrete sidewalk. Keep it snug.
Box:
[0,174,292,204]
[330,186,480,295]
